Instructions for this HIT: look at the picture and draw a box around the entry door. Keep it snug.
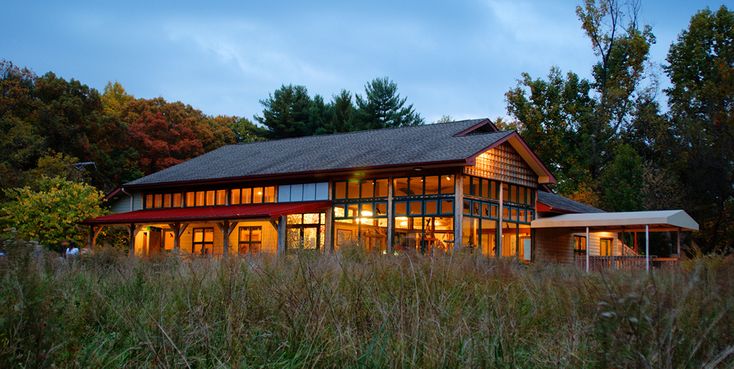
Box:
[148,228,162,256]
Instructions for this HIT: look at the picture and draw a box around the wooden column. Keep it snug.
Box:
[676,228,681,257]
[453,174,463,252]
[645,224,650,272]
[87,225,103,250]
[324,209,333,254]
[217,220,238,258]
[386,176,394,254]
[277,215,287,256]
[585,226,590,273]
[168,223,189,254]
[498,183,504,257]
[129,223,141,257]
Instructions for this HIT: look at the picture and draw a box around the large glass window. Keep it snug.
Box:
[279,182,327,202]
[286,213,326,251]
[238,226,262,254]
[192,228,214,255]
[574,235,587,255]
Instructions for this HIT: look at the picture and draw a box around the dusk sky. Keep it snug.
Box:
[1,0,727,123]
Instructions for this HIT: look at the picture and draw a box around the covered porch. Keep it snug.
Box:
[531,210,699,271]
[83,201,332,257]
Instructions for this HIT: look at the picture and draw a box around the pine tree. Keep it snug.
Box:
[354,77,424,130]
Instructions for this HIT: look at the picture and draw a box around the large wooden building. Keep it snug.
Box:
[85,119,698,268]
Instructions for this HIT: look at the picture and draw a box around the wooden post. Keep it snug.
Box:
[387,176,394,254]
[498,183,504,257]
[585,226,590,273]
[453,174,463,252]
[277,215,287,256]
[129,223,137,257]
[676,228,681,257]
[324,208,333,254]
[645,224,650,272]
[169,223,189,254]
[217,220,238,258]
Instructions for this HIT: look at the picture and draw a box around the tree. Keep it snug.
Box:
[599,144,643,211]
[576,0,655,180]
[354,77,424,130]
[326,90,356,133]
[434,115,454,124]
[255,85,314,138]
[2,176,107,252]
[100,81,134,118]
[664,5,734,252]
[229,117,268,143]
[505,68,596,196]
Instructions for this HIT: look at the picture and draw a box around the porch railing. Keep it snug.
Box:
[575,256,678,271]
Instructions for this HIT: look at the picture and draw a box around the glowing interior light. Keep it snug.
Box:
[361,210,373,217]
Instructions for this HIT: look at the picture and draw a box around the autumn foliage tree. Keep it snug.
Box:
[2,176,107,251]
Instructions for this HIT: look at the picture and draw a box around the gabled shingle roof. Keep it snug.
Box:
[125,119,514,187]
[537,191,604,213]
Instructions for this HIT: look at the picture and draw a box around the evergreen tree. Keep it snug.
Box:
[354,77,424,130]
[599,144,643,211]
[255,85,314,138]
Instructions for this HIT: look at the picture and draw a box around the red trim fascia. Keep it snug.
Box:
[82,200,333,225]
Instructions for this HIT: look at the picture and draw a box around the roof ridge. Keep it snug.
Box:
[227,118,492,148]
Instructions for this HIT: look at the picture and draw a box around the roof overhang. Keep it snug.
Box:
[467,131,557,185]
[531,210,699,232]
[83,201,332,225]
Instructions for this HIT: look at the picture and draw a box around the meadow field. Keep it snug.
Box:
[1,244,732,368]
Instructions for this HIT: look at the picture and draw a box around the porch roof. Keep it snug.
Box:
[530,210,699,232]
[83,200,332,225]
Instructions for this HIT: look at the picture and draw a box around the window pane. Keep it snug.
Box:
[205,191,215,206]
[264,186,276,203]
[424,176,439,195]
[163,194,172,208]
[287,214,302,224]
[335,182,347,199]
[303,183,316,201]
[204,229,214,242]
[290,185,302,202]
[145,194,153,208]
[360,203,373,217]
[253,187,264,203]
[482,203,490,218]
[193,230,203,242]
[196,191,206,206]
[361,180,374,198]
[240,228,251,241]
[491,181,498,200]
[491,205,498,218]
[375,202,387,216]
[173,193,182,207]
[441,175,455,194]
[394,178,408,197]
[333,205,345,218]
[251,228,261,242]
[394,201,407,216]
[315,182,329,200]
[216,190,227,205]
[154,194,162,208]
[480,179,488,198]
[347,203,359,217]
[409,177,423,196]
[186,192,195,207]
[375,179,388,197]
[463,199,471,215]
[463,176,471,196]
[441,199,453,214]
[278,185,290,202]
[409,201,422,215]
[347,181,359,199]
[304,213,320,224]
[462,217,479,247]
[242,188,252,204]
[231,189,241,205]
[424,200,438,214]
[473,201,481,216]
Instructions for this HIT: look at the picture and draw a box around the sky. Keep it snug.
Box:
[1,0,728,123]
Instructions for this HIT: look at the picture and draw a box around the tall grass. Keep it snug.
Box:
[1,243,732,368]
